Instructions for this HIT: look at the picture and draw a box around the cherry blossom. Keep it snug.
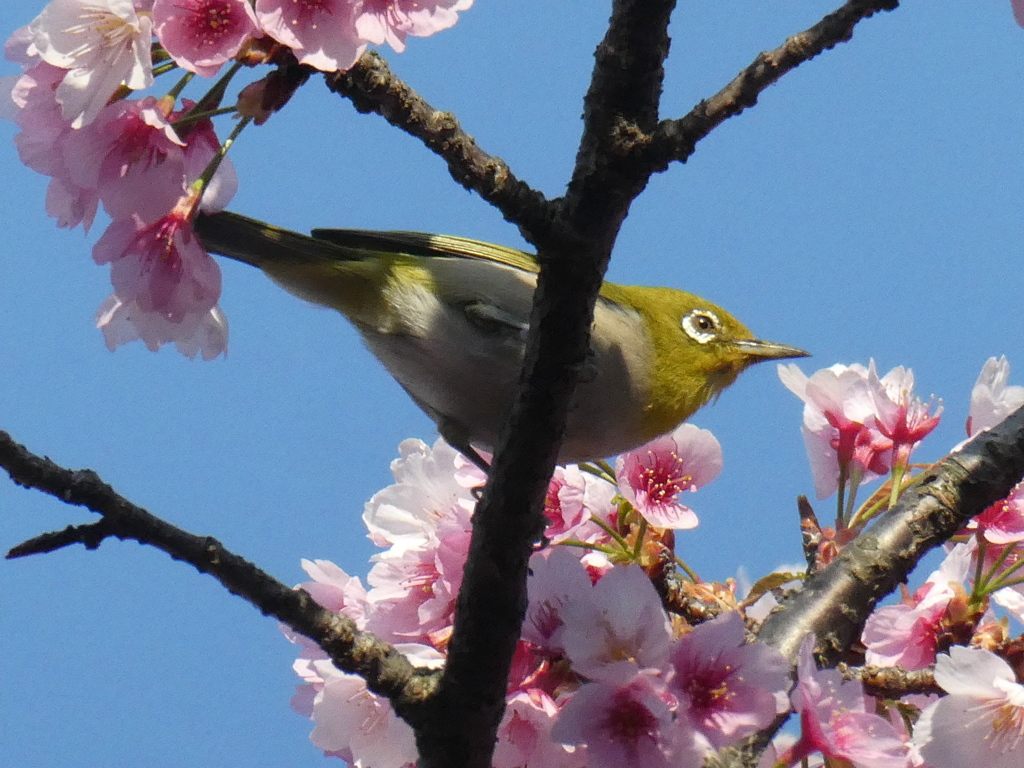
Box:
[864,544,966,671]
[668,611,790,750]
[93,201,221,321]
[551,674,705,768]
[6,60,99,229]
[779,362,894,499]
[558,564,673,685]
[63,95,187,224]
[615,423,722,529]
[27,0,154,127]
[868,364,941,474]
[95,293,228,359]
[781,637,912,768]
[862,544,970,670]
[299,647,442,767]
[966,356,1024,438]
[255,0,366,73]
[543,464,616,544]
[152,0,258,77]
[914,646,1024,768]
[522,547,594,655]
[174,102,239,212]
[493,690,581,768]
[969,481,1024,545]
[355,0,473,53]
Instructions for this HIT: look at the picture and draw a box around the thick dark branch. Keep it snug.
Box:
[719,411,1024,767]
[757,405,1024,661]
[324,51,558,244]
[567,0,678,231]
[0,430,435,715]
[645,0,899,171]
[410,4,681,767]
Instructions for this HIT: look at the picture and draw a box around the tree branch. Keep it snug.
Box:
[644,0,899,171]
[0,430,436,715]
[409,2,681,766]
[323,51,559,245]
[841,664,942,698]
[757,405,1024,662]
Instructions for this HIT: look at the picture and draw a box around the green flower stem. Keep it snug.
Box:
[631,518,649,560]
[165,72,194,101]
[887,462,907,511]
[578,461,617,485]
[672,555,700,583]
[153,61,178,78]
[558,539,621,557]
[583,512,633,554]
[172,107,239,127]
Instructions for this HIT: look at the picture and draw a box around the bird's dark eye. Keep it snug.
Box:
[682,309,721,344]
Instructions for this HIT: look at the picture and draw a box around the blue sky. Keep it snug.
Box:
[3,2,1024,766]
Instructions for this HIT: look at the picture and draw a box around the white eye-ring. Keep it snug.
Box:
[682,309,721,344]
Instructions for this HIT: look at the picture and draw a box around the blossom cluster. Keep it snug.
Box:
[4,0,472,358]
[287,357,1024,768]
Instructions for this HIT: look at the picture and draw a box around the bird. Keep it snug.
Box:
[194,210,808,466]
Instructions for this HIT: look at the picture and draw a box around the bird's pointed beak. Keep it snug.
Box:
[733,339,810,361]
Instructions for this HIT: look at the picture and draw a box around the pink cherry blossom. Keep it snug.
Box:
[914,646,1024,768]
[551,674,706,768]
[355,0,473,53]
[523,547,600,656]
[782,637,912,768]
[868,364,941,472]
[543,464,617,544]
[969,481,1024,545]
[173,102,239,212]
[356,439,480,644]
[363,509,470,644]
[255,0,366,72]
[1013,0,1024,30]
[615,423,722,530]
[27,0,154,127]
[285,557,442,764]
[301,649,441,767]
[494,690,581,768]
[361,437,482,551]
[966,356,1024,438]
[779,362,896,499]
[153,0,259,77]
[95,293,228,359]
[297,558,369,624]
[559,564,672,684]
[93,202,221,322]
[7,61,99,230]
[668,611,790,750]
[862,544,970,670]
[64,95,188,224]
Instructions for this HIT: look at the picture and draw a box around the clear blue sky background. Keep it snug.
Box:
[3,2,1023,766]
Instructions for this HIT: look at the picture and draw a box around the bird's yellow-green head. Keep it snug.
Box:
[600,284,808,444]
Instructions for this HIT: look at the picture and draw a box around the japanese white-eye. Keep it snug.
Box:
[195,211,807,464]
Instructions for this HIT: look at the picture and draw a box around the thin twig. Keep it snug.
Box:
[645,0,900,171]
[324,51,558,245]
[841,663,942,698]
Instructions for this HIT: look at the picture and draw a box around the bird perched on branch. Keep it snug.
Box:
[195,211,807,466]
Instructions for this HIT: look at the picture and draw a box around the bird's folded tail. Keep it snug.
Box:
[194,210,358,268]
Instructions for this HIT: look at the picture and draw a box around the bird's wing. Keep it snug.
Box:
[311,228,540,275]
